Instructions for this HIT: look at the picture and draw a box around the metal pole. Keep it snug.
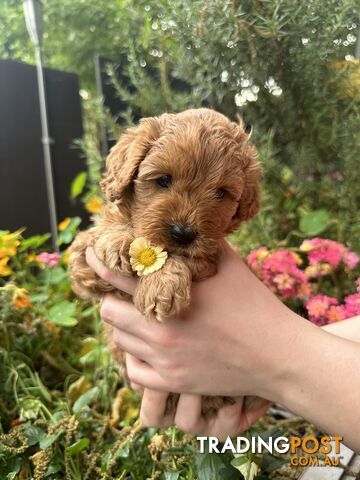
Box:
[34,44,59,250]
[94,54,109,158]
[355,27,360,60]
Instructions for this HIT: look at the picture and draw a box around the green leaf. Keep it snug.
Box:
[71,172,87,198]
[22,424,45,446]
[66,437,90,456]
[54,316,78,327]
[58,230,74,245]
[261,454,288,473]
[231,454,260,480]
[45,462,62,476]
[80,345,109,365]
[48,301,78,327]
[40,431,62,449]
[164,472,180,480]
[80,305,98,318]
[68,216,82,232]
[299,209,329,236]
[20,233,51,251]
[48,267,69,285]
[72,386,99,413]
[39,267,69,286]
[6,473,17,480]
[115,444,130,458]
[194,453,228,480]
[4,457,21,479]
[231,455,248,468]
[30,293,49,303]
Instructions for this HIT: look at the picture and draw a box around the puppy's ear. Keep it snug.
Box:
[100,117,162,203]
[226,122,261,232]
[236,160,261,222]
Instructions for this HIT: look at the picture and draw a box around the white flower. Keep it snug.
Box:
[129,237,168,276]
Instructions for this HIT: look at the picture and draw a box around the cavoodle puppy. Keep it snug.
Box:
[69,108,263,416]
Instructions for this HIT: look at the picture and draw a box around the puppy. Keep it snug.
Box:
[69,108,263,417]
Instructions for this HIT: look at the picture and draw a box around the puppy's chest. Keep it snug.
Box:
[189,258,218,282]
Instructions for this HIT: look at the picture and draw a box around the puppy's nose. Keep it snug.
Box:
[169,223,198,246]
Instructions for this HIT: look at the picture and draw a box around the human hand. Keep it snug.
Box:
[85,242,305,401]
[136,388,270,440]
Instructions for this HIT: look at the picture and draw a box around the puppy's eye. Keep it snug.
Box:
[245,123,252,134]
[215,188,226,199]
[156,175,172,188]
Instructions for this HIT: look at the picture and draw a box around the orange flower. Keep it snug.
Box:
[85,196,103,214]
[12,288,31,309]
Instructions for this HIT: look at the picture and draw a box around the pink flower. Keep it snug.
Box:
[247,247,269,276]
[300,238,359,271]
[300,238,345,267]
[37,252,61,268]
[326,305,346,323]
[343,293,360,318]
[343,251,359,269]
[260,250,310,299]
[305,295,338,326]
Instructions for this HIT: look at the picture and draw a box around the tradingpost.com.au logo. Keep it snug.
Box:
[197,435,344,467]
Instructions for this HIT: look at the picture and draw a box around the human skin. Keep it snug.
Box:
[86,244,360,451]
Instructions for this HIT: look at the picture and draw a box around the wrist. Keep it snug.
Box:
[256,311,316,404]
[269,320,360,440]
[266,318,319,405]
[233,303,311,402]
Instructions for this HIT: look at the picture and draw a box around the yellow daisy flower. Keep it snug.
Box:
[26,253,38,263]
[299,240,313,252]
[290,251,303,265]
[58,217,71,231]
[0,257,12,276]
[129,237,168,276]
[62,247,71,265]
[85,196,104,214]
[0,230,21,258]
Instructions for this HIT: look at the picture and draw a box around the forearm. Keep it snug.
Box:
[322,315,360,342]
[269,319,360,452]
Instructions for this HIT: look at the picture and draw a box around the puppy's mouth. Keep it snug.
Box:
[166,242,198,256]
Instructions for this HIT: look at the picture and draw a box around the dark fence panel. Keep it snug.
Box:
[0,59,88,236]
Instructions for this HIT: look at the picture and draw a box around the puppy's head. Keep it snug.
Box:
[101,108,260,258]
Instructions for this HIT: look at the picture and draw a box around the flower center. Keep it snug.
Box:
[139,248,157,267]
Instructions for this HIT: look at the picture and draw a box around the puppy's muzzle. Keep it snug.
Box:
[169,223,198,246]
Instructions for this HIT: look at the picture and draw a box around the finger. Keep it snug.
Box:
[86,247,137,295]
[130,381,144,394]
[174,394,206,434]
[111,326,153,361]
[126,354,173,391]
[239,400,272,431]
[208,398,245,439]
[140,388,174,428]
[101,294,152,341]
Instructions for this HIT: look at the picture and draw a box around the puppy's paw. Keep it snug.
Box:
[135,267,191,322]
[93,236,132,274]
